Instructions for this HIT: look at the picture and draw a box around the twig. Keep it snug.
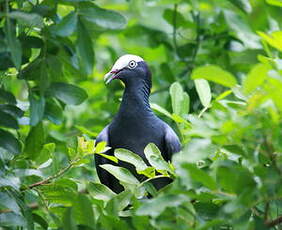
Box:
[23,161,76,190]
[265,215,282,228]
[264,202,269,222]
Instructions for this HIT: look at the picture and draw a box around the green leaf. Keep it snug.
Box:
[0,89,16,104]
[100,164,139,185]
[77,136,95,156]
[194,79,212,108]
[182,92,190,114]
[52,11,77,37]
[176,138,215,163]
[9,11,43,28]
[78,2,127,30]
[39,183,77,206]
[0,129,21,154]
[32,213,48,230]
[88,182,116,201]
[257,31,282,52]
[76,19,94,75]
[192,65,237,88]
[0,213,26,227]
[163,8,189,28]
[227,0,252,13]
[36,143,55,165]
[63,208,77,230]
[150,103,173,119]
[169,82,189,116]
[181,163,217,190]
[243,63,271,94]
[136,194,189,217]
[144,143,171,172]
[115,148,148,172]
[224,10,260,49]
[105,191,132,216]
[266,0,282,7]
[44,99,63,125]
[216,163,256,194]
[0,104,24,117]
[73,194,95,228]
[25,122,45,160]
[49,82,88,105]
[95,141,108,153]
[0,192,21,214]
[5,19,22,69]
[97,153,118,163]
[29,94,45,126]
[0,110,19,129]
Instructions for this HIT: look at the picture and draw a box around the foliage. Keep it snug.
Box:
[0,0,282,229]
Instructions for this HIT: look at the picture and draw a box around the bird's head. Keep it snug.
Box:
[104,54,151,87]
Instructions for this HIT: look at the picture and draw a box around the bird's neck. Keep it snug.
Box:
[118,79,153,116]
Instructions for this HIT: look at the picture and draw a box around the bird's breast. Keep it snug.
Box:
[108,116,165,158]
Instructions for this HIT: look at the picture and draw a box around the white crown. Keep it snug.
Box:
[111,54,144,70]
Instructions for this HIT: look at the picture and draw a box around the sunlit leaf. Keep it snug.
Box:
[194,79,212,108]
[88,182,116,201]
[257,31,282,52]
[243,63,271,93]
[100,164,139,185]
[144,143,172,173]
[115,148,148,172]
[266,0,282,7]
[192,65,237,88]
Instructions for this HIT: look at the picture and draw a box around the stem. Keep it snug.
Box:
[198,106,209,118]
[138,175,171,188]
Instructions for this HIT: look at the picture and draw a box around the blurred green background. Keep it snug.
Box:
[0,0,282,229]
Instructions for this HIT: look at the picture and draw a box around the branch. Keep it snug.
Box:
[172,4,178,54]
[0,203,38,214]
[265,215,282,228]
[23,160,76,191]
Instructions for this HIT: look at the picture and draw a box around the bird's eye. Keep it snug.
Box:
[128,60,137,69]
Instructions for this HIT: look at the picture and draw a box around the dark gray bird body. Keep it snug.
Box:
[95,57,181,193]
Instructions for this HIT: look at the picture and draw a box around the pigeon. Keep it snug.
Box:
[95,54,181,193]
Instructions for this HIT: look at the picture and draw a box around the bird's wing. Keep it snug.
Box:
[96,124,110,144]
[163,123,181,161]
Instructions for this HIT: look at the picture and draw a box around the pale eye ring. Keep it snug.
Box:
[128,60,137,69]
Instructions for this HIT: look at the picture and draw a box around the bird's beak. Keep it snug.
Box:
[104,69,121,84]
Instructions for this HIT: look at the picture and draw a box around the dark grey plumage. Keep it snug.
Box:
[95,56,181,193]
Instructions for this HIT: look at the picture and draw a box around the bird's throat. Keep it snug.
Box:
[118,79,152,117]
